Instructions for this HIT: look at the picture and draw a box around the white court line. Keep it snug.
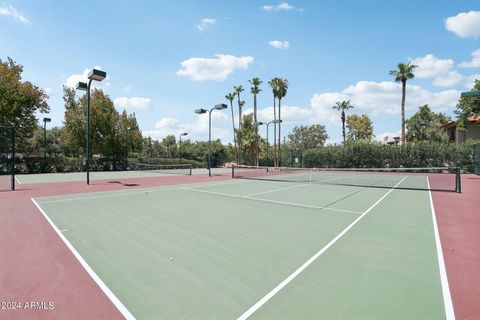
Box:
[182,188,362,215]
[236,176,408,320]
[244,183,309,197]
[427,178,456,320]
[15,176,22,184]
[31,199,136,320]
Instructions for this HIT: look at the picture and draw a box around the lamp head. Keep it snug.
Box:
[76,82,88,91]
[43,117,51,123]
[214,103,227,110]
[88,69,107,82]
[254,121,265,126]
[195,108,208,114]
[181,132,188,136]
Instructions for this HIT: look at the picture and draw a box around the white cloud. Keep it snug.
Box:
[411,54,454,78]
[432,71,464,87]
[114,97,151,109]
[144,112,230,141]
[262,3,299,12]
[0,4,30,24]
[176,54,254,81]
[269,40,290,50]
[445,11,480,38]
[196,18,217,31]
[65,66,108,89]
[45,87,53,94]
[410,53,478,88]
[343,81,459,114]
[459,49,480,68]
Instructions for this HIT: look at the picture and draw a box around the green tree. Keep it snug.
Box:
[234,85,245,164]
[62,86,141,163]
[225,92,238,163]
[162,135,177,158]
[406,104,450,143]
[276,78,288,166]
[249,77,262,165]
[455,79,480,129]
[332,100,354,142]
[240,113,258,165]
[346,114,374,141]
[287,124,329,151]
[389,62,418,144]
[268,77,280,166]
[0,57,49,146]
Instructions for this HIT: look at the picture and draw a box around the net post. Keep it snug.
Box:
[189,164,192,176]
[232,165,234,178]
[456,167,461,193]
[11,125,15,191]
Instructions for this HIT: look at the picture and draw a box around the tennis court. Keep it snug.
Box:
[31,170,453,319]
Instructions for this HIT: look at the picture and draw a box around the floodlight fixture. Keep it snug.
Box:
[76,82,88,91]
[88,69,107,82]
[195,108,208,114]
[214,103,227,110]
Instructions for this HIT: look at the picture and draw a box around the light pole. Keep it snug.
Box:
[194,104,227,176]
[254,122,265,166]
[42,117,51,172]
[125,126,131,170]
[178,132,188,160]
[266,120,282,166]
[76,68,107,185]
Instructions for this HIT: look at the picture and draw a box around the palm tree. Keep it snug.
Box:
[389,62,418,144]
[276,78,288,166]
[225,92,238,163]
[249,77,262,166]
[268,78,280,166]
[234,85,245,163]
[332,100,354,143]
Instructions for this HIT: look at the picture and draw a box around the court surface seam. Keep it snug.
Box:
[181,187,362,214]
[236,175,408,320]
[31,198,136,320]
[243,183,310,197]
[427,178,456,320]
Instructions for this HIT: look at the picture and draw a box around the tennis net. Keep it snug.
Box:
[130,163,192,176]
[232,165,461,193]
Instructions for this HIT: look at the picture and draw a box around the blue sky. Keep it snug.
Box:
[1,1,480,144]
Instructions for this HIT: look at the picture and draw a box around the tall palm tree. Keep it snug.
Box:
[389,62,417,145]
[332,100,354,143]
[276,78,288,166]
[234,85,245,163]
[268,78,280,166]
[225,92,238,163]
[249,77,262,166]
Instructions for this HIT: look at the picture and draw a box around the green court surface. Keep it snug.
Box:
[16,168,232,184]
[33,176,450,319]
